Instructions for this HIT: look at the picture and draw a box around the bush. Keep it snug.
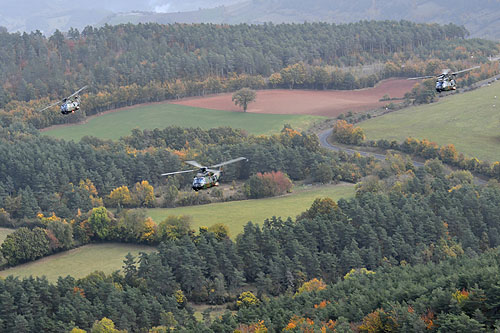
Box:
[244,171,292,198]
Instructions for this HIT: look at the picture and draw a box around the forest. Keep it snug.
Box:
[1,165,500,331]
[0,21,498,128]
[0,125,372,224]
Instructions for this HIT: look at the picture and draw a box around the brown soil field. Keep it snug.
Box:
[172,78,416,117]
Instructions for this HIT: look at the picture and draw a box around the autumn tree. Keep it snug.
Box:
[232,88,256,112]
[296,278,327,295]
[108,186,133,208]
[133,180,155,207]
[332,119,365,145]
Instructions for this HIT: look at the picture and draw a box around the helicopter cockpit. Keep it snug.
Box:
[192,176,206,190]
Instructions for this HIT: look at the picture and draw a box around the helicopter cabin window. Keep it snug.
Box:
[194,177,206,185]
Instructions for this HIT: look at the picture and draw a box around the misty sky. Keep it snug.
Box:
[0,0,237,15]
[0,0,240,33]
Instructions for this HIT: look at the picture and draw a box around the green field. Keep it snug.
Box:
[0,227,14,244]
[0,243,155,282]
[44,103,324,141]
[147,183,355,237]
[360,81,500,161]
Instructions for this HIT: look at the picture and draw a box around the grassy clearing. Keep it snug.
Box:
[190,303,230,322]
[147,183,355,237]
[0,227,14,244]
[44,103,324,141]
[0,243,155,282]
[359,81,500,161]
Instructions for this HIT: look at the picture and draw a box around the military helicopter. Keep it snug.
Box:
[408,66,480,92]
[161,157,247,191]
[38,86,88,114]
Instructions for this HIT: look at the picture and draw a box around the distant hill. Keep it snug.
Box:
[102,0,500,40]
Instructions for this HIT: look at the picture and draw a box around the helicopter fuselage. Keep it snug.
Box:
[435,75,457,92]
[192,171,221,191]
[60,102,80,114]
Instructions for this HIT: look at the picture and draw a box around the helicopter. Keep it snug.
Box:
[161,157,247,191]
[38,86,88,114]
[408,66,480,92]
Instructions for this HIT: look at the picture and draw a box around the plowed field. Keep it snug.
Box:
[173,79,415,117]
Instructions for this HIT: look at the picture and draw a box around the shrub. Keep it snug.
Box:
[244,171,292,198]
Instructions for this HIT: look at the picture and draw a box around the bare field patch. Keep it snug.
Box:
[173,79,416,117]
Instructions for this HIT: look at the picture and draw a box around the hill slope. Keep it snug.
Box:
[103,0,500,40]
[359,80,500,162]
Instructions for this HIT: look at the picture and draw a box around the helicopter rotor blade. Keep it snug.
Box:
[161,169,196,176]
[451,66,480,75]
[67,85,88,99]
[37,100,63,112]
[407,75,434,80]
[210,157,247,169]
[184,160,204,168]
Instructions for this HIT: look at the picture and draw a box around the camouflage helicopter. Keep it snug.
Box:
[38,86,88,114]
[408,66,480,92]
[161,157,247,191]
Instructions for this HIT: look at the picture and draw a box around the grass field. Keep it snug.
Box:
[147,183,355,237]
[0,227,14,244]
[0,243,155,282]
[359,81,500,161]
[44,103,324,141]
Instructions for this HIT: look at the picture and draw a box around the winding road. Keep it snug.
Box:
[318,129,490,185]
[318,128,425,167]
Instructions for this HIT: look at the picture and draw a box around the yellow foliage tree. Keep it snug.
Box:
[268,72,282,88]
[70,328,86,333]
[134,180,155,207]
[140,217,157,243]
[343,268,376,280]
[295,278,327,296]
[108,186,133,207]
[90,317,124,333]
[452,289,470,304]
[237,291,260,308]
[332,120,365,145]
[208,223,230,240]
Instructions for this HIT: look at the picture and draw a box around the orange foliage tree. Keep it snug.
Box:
[295,278,327,296]
[332,120,365,145]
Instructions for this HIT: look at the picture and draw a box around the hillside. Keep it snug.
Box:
[102,0,500,40]
[3,1,499,41]
[359,80,500,161]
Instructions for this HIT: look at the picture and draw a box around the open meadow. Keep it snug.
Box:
[147,183,355,237]
[359,81,500,161]
[0,227,14,244]
[0,243,155,282]
[173,79,416,117]
[43,103,324,141]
